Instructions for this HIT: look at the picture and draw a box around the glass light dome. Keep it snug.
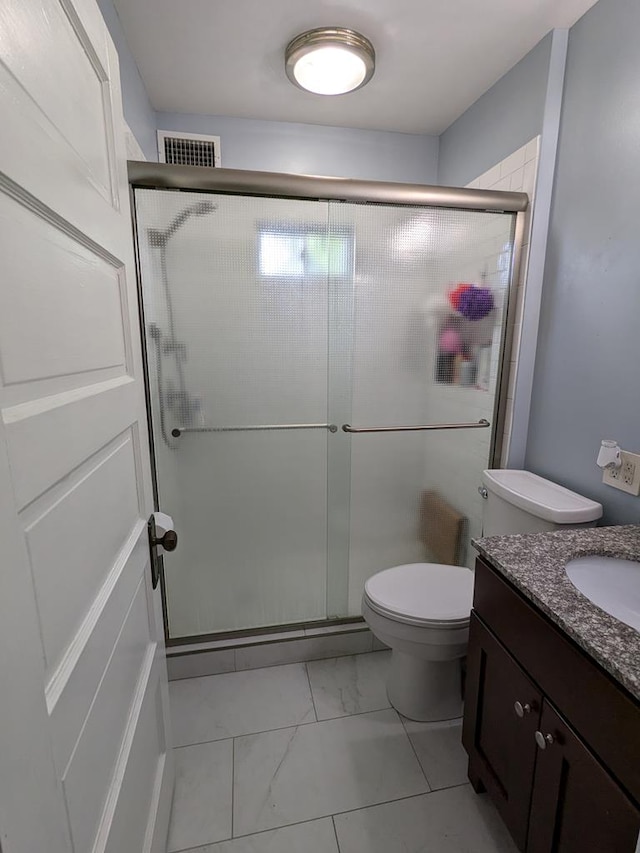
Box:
[285,28,375,96]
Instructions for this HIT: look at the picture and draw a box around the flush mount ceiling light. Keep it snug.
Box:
[285,27,375,96]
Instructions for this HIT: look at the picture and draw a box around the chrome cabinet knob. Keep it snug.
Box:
[535,731,554,749]
[478,486,488,499]
[514,701,531,718]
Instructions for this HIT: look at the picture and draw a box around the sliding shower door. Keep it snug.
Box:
[328,202,516,615]
[135,189,336,637]
[133,179,520,640]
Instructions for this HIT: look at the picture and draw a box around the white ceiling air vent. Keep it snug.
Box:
[157,130,221,167]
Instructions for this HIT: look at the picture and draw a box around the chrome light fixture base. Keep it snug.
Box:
[285,27,375,95]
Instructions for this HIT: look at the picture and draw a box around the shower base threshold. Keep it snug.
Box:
[166,618,387,680]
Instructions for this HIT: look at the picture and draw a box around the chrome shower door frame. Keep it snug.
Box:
[128,162,528,644]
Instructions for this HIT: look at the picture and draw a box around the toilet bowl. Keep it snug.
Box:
[362,470,604,723]
[363,563,474,721]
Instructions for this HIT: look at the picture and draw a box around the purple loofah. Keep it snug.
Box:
[456,286,494,321]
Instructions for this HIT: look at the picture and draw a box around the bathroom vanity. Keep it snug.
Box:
[463,526,640,852]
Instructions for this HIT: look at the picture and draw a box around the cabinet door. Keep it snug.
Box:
[528,701,640,853]
[463,613,543,850]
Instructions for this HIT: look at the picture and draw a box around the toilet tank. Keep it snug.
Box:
[481,470,603,537]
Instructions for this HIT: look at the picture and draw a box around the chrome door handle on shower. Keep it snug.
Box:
[341,419,490,434]
[171,419,489,437]
[171,423,339,437]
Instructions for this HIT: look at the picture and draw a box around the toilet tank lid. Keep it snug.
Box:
[482,470,603,524]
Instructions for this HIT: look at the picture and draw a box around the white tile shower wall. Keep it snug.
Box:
[421,139,540,569]
[420,216,516,568]
[468,137,540,466]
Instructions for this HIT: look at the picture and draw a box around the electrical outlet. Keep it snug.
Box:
[602,450,640,495]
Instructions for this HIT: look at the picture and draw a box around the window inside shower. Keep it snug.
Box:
[258,227,352,278]
[133,187,518,641]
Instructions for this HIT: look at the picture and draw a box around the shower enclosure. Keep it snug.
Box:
[130,165,526,642]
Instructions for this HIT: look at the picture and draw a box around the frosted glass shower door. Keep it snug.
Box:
[329,202,517,616]
[135,189,332,637]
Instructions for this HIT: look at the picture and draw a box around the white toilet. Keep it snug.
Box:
[362,469,603,722]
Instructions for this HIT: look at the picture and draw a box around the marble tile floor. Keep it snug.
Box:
[167,650,517,853]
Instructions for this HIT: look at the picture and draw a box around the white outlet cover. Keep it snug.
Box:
[603,450,640,496]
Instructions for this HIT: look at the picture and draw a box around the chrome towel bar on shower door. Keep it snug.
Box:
[171,423,339,437]
[341,419,490,434]
[171,420,489,437]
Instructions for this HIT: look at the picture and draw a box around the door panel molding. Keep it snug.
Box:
[46,523,148,765]
[4,377,138,509]
[62,580,152,853]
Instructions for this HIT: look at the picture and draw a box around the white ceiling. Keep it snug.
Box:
[113,0,598,135]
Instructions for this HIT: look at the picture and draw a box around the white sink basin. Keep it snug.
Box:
[565,556,640,632]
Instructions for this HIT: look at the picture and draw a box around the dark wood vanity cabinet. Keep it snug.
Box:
[464,613,542,849]
[463,558,640,853]
[527,700,639,853]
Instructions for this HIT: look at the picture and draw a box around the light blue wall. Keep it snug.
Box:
[525,0,640,524]
[157,113,439,184]
[97,0,157,160]
[437,34,553,187]
[97,0,439,183]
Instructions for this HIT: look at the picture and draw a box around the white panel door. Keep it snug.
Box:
[0,2,173,853]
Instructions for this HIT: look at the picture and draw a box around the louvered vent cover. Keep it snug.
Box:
[158,131,221,167]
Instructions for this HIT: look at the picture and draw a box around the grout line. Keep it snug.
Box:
[173,788,470,853]
[429,779,473,794]
[328,784,470,823]
[171,811,363,852]
[172,704,402,751]
[233,645,373,673]
[230,796,422,842]
[231,736,235,838]
[304,661,319,722]
[169,641,379,676]
[331,814,341,852]
[399,714,432,791]
[171,647,390,682]
[226,786,473,845]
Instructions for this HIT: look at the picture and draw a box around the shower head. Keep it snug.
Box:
[159,200,218,241]
[190,201,218,217]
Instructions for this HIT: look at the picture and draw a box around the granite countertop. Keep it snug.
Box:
[472,524,640,702]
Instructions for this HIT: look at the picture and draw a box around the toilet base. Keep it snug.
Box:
[387,649,462,722]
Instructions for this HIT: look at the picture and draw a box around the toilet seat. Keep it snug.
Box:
[363,563,474,629]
